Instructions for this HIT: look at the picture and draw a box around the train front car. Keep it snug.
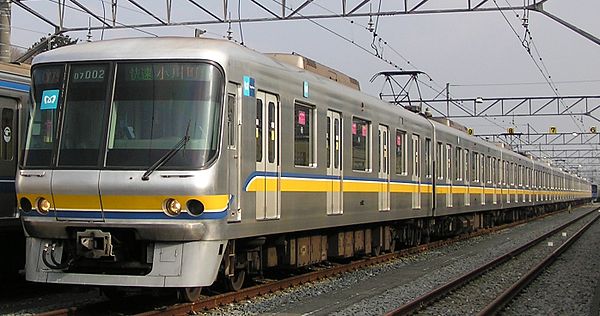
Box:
[17,38,231,300]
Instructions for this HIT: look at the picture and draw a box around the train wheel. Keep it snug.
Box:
[226,268,246,292]
[177,287,202,302]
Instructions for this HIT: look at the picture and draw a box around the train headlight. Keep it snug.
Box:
[186,199,205,216]
[20,197,32,212]
[164,198,182,216]
[36,197,51,215]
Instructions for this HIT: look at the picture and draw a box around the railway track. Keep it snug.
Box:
[31,207,578,316]
[384,206,600,316]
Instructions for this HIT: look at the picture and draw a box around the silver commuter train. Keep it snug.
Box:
[17,37,590,300]
[0,62,30,277]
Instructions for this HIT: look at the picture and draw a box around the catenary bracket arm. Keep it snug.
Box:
[533,6,600,46]
[69,0,112,28]
[187,0,224,22]
[127,0,166,25]
[12,0,59,29]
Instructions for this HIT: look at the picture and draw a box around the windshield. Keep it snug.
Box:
[58,63,110,166]
[22,65,65,167]
[106,62,223,168]
[22,61,224,169]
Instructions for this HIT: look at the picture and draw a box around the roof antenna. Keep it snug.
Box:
[226,12,233,41]
[86,17,92,42]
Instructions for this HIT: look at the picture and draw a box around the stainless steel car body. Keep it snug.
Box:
[18,37,590,288]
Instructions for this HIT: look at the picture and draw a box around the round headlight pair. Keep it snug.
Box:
[163,198,205,217]
[20,197,51,215]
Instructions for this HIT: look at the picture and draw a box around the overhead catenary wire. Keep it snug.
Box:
[268,0,404,72]
[44,0,159,37]
[453,79,600,87]
[309,0,511,132]
[492,0,586,134]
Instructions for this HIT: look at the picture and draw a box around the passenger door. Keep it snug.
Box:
[255,91,280,220]
[378,125,390,211]
[327,110,342,215]
[464,150,470,206]
[412,134,421,209]
[493,158,498,204]
[446,144,453,208]
[0,98,16,218]
[480,155,486,205]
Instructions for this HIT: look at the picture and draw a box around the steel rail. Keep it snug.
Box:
[478,210,600,315]
[33,205,582,316]
[384,206,599,316]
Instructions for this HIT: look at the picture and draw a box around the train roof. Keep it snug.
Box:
[0,62,30,77]
[32,37,287,70]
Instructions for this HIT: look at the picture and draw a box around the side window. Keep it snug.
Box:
[1,108,13,161]
[255,99,263,162]
[487,156,492,183]
[294,103,314,167]
[436,141,444,179]
[267,101,276,163]
[509,162,514,185]
[334,117,340,169]
[446,144,452,181]
[493,158,497,184]
[425,138,432,178]
[464,149,469,182]
[455,147,462,181]
[352,117,370,171]
[395,130,407,175]
[326,116,331,168]
[412,134,420,178]
[480,155,485,184]
[227,93,236,148]
[473,152,479,182]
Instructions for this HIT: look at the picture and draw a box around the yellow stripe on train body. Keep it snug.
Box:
[279,178,332,192]
[246,175,434,193]
[17,193,229,212]
[244,175,591,198]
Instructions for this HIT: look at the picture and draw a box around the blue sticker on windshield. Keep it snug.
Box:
[243,76,255,97]
[40,89,60,110]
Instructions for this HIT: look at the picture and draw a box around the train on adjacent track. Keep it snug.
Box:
[16,37,591,301]
[0,62,30,278]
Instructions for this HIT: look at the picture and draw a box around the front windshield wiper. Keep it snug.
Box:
[141,124,191,181]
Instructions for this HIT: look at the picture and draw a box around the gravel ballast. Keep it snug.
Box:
[205,205,600,316]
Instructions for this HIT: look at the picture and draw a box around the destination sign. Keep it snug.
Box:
[122,63,210,82]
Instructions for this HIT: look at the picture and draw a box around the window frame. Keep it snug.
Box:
[293,101,316,168]
[395,129,408,175]
[351,116,371,172]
